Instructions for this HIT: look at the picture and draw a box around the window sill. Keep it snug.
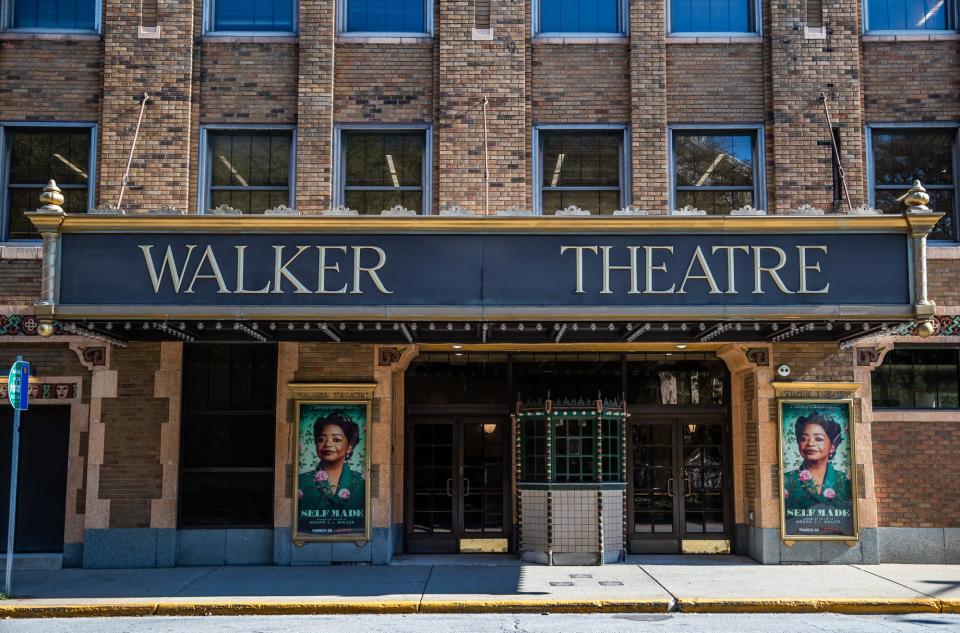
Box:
[0,31,100,41]
[532,35,628,44]
[337,34,433,44]
[872,409,960,422]
[862,32,960,42]
[203,34,298,43]
[666,34,762,44]
[0,244,42,259]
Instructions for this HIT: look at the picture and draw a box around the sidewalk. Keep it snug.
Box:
[2,555,960,618]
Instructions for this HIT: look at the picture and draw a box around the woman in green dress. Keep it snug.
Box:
[783,411,851,512]
[297,412,365,535]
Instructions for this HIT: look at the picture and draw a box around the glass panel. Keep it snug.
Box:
[343,131,425,214]
[539,0,620,33]
[178,344,277,528]
[214,0,294,31]
[627,358,727,405]
[670,0,755,32]
[675,133,754,187]
[409,423,455,535]
[867,0,951,30]
[207,131,290,213]
[12,0,97,30]
[9,129,91,186]
[346,0,426,32]
[873,131,954,187]
[872,348,960,409]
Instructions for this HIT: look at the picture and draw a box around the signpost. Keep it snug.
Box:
[5,357,29,597]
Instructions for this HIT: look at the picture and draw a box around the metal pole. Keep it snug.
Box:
[818,93,854,212]
[116,93,151,210]
[4,355,22,597]
[481,96,490,215]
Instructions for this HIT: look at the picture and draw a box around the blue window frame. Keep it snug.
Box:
[207,0,297,34]
[532,124,630,215]
[669,0,760,34]
[1,123,97,241]
[341,0,430,35]
[864,0,958,32]
[534,0,627,35]
[4,0,98,32]
[669,125,766,214]
[866,124,959,242]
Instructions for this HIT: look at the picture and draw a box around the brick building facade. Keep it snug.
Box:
[0,0,958,568]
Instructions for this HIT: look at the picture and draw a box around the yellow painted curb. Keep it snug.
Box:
[418,599,672,614]
[939,599,960,614]
[153,601,421,616]
[0,603,159,619]
[678,598,942,614]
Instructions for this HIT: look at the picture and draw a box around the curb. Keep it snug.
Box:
[678,598,943,614]
[0,597,954,618]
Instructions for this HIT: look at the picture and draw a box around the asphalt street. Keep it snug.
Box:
[2,614,960,632]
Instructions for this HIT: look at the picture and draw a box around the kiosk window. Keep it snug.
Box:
[872,348,960,409]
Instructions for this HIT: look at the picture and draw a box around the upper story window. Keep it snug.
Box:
[669,0,760,34]
[535,127,629,215]
[206,0,297,34]
[670,126,765,214]
[868,125,958,241]
[864,0,958,32]
[341,0,430,35]
[2,125,95,241]
[3,0,98,32]
[872,348,960,409]
[535,0,627,35]
[336,127,430,214]
[201,128,294,214]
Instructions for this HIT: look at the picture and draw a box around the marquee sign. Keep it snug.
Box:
[27,213,940,321]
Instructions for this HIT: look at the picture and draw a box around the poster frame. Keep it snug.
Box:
[290,383,375,545]
[777,397,860,543]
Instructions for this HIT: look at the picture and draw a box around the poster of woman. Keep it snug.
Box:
[778,400,858,540]
[294,401,369,541]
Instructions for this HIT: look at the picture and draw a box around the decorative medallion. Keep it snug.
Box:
[265,204,301,216]
[671,206,708,216]
[381,205,417,216]
[323,205,359,216]
[208,203,242,215]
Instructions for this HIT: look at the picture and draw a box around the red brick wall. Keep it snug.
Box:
[98,343,166,528]
[666,44,765,123]
[929,259,960,307]
[199,43,299,124]
[873,421,960,527]
[294,343,374,382]
[334,45,434,123]
[862,42,960,121]
[773,343,856,382]
[532,44,630,124]
[0,41,101,121]
[0,259,42,307]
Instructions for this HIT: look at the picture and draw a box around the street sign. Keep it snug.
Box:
[7,360,29,411]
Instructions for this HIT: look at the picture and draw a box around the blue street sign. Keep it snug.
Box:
[7,360,30,411]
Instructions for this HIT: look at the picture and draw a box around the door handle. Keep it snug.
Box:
[446,478,454,497]
[684,477,693,497]
[666,478,674,498]
[463,477,471,496]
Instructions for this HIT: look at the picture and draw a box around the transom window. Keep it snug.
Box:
[669,0,759,33]
[3,126,94,241]
[342,0,429,34]
[537,129,627,215]
[671,128,763,214]
[872,348,960,409]
[203,129,293,214]
[536,0,626,35]
[4,0,98,31]
[339,129,428,215]
[865,0,958,32]
[869,127,958,241]
[207,0,296,33]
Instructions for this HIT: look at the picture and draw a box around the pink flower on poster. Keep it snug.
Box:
[338,488,351,500]
[823,488,836,500]
[798,470,812,483]
[315,469,329,484]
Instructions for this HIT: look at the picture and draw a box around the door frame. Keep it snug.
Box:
[404,405,513,554]
[626,406,733,554]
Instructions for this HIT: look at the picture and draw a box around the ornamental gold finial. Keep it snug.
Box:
[915,318,937,338]
[39,180,65,212]
[897,180,930,212]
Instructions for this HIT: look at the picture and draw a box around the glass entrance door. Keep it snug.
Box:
[628,415,729,554]
[406,416,510,554]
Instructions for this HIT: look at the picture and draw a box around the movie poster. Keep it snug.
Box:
[778,399,858,540]
[293,401,369,541]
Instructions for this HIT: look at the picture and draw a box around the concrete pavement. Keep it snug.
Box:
[2,555,960,617]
